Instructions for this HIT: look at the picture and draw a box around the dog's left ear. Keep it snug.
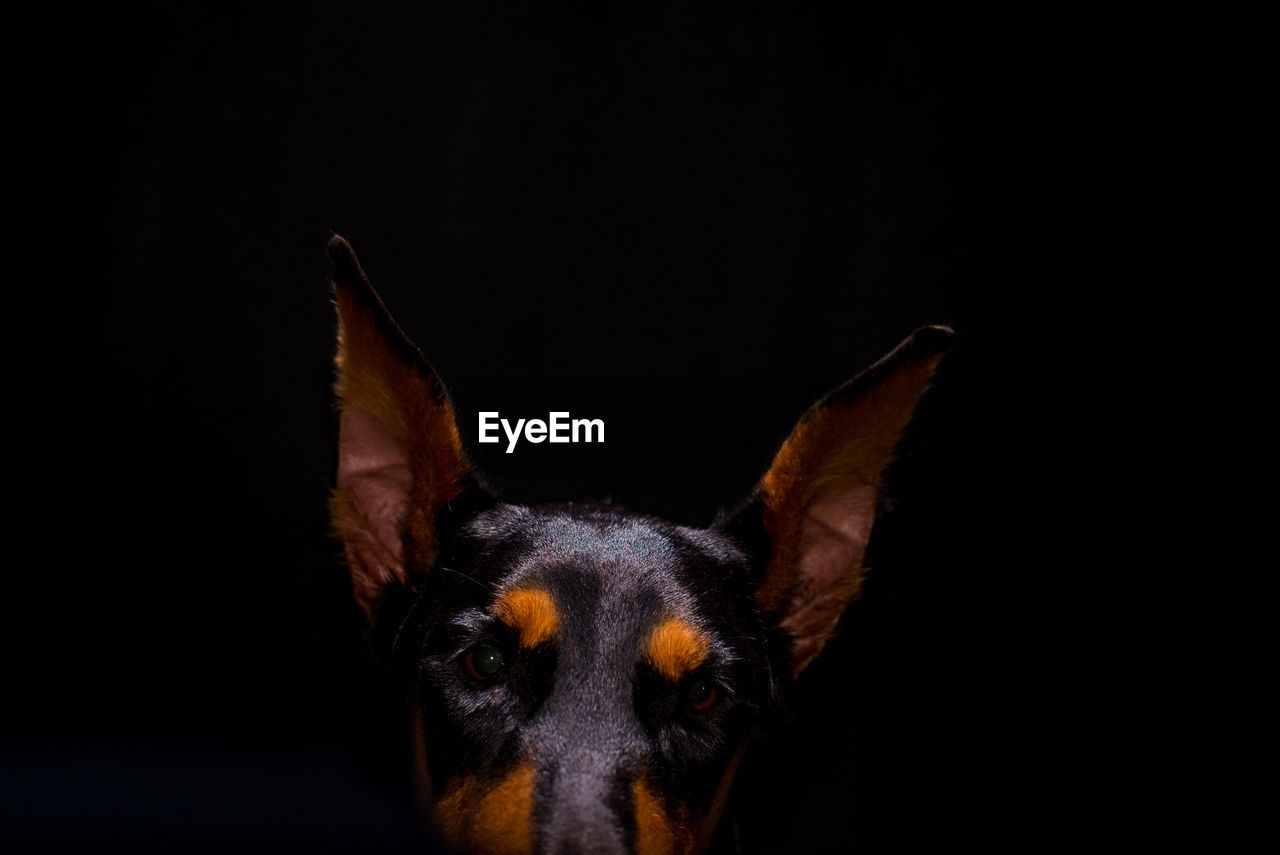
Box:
[743,327,953,678]
[328,235,474,621]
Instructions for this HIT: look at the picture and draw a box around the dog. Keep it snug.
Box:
[326,234,952,854]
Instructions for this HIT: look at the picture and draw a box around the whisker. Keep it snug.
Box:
[437,565,490,590]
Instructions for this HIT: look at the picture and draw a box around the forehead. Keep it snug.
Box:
[458,504,744,629]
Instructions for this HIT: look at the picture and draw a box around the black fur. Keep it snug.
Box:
[376,499,775,853]
[328,235,951,854]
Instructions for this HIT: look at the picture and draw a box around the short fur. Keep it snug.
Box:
[325,235,951,854]
[495,588,562,650]
[646,620,712,683]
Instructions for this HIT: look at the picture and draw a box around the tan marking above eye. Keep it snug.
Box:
[493,587,560,649]
[645,618,711,682]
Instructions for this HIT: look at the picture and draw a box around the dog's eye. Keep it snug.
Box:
[464,641,506,680]
[687,678,721,712]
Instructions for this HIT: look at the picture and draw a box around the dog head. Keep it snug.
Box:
[327,235,951,854]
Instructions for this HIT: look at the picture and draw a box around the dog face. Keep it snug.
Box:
[326,235,950,854]
[396,503,768,855]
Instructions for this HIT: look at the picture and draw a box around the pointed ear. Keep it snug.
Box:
[328,235,473,621]
[751,326,953,678]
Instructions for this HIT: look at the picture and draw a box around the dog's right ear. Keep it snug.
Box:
[730,326,953,680]
[328,235,475,622]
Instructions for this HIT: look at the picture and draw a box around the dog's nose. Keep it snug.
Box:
[526,591,653,855]
[531,695,643,855]
[546,823,628,855]
[537,748,632,855]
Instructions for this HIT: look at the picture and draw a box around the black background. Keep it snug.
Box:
[13,2,996,852]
